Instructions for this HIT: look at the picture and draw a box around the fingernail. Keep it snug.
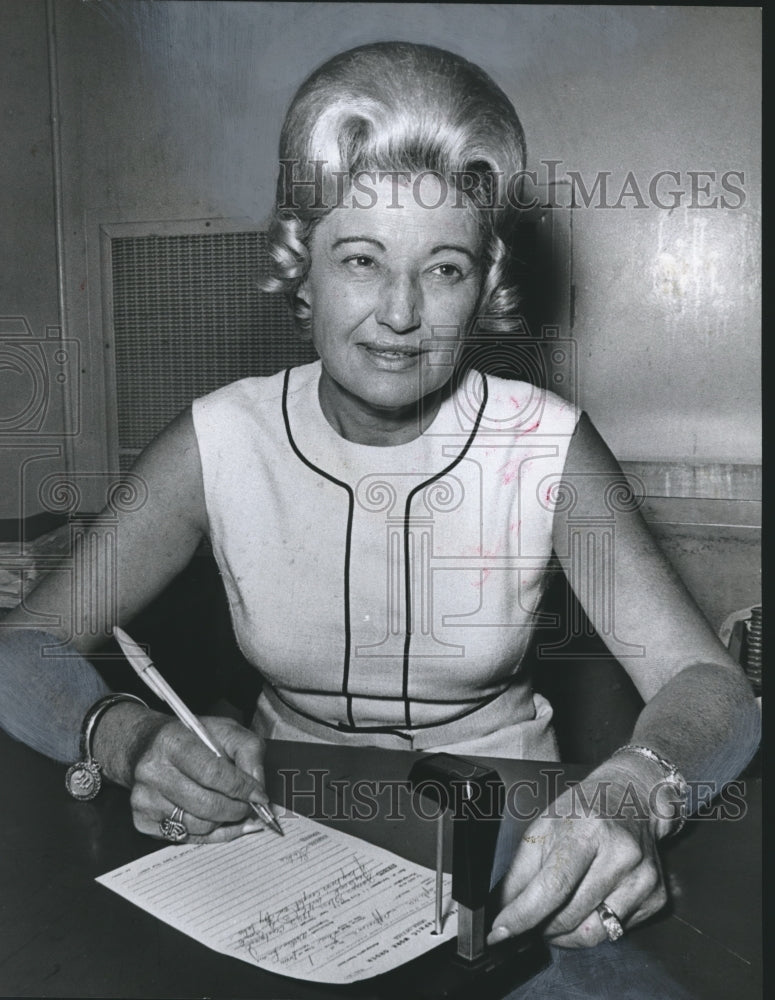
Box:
[241,819,266,834]
[487,926,510,945]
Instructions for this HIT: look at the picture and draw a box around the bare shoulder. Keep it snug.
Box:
[554,412,740,698]
[129,407,209,538]
[3,408,209,648]
[557,412,638,519]
[563,411,621,474]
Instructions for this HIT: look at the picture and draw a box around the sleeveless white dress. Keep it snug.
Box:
[192,361,579,759]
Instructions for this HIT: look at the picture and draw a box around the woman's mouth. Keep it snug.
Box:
[359,342,423,369]
[362,342,421,357]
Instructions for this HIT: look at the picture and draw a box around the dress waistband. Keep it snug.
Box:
[254,681,556,757]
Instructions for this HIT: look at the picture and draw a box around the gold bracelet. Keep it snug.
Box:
[65,693,148,801]
[612,744,688,836]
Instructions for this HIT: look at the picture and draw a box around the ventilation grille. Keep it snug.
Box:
[111,230,317,468]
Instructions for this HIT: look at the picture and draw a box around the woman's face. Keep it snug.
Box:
[301,174,484,442]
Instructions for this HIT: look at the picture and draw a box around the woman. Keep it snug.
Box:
[0,42,759,955]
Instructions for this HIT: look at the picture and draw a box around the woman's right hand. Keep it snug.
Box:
[94,702,271,843]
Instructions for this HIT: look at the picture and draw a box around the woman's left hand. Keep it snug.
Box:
[487,764,668,949]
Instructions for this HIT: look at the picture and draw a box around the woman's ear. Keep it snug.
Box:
[296,279,312,311]
[293,282,314,338]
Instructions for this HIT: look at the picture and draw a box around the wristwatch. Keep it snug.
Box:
[65,692,148,800]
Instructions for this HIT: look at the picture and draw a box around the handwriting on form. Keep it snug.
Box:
[96,810,456,983]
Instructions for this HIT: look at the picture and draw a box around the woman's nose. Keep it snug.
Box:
[375,275,421,333]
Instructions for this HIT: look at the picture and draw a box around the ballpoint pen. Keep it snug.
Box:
[113,626,283,836]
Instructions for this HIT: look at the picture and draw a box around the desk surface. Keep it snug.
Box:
[0,731,761,999]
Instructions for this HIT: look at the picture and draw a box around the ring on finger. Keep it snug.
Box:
[159,805,189,843]
[595,901,624,942]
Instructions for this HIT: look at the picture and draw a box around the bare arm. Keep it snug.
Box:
[4,406,209,651]
[489,413,759,948]
[551,412,759,785]
[1,410,271,841]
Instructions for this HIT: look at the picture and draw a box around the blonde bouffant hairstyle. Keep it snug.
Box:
[263,42,527,336]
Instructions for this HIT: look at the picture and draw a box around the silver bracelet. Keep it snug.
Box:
[612,744,688,837]
[65,692,148,801]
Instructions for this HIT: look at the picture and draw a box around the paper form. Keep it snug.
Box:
[96,809,457,983]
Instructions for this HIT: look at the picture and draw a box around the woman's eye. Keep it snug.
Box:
[431,263,463,279]
[344,254,376,269]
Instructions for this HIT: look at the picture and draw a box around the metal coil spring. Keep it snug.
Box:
[745,605,762,692]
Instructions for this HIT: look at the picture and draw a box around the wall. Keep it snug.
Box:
[50,2,760,467]
[0,0,65,528]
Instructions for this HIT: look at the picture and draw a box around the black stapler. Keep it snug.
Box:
[376,753,550,999]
